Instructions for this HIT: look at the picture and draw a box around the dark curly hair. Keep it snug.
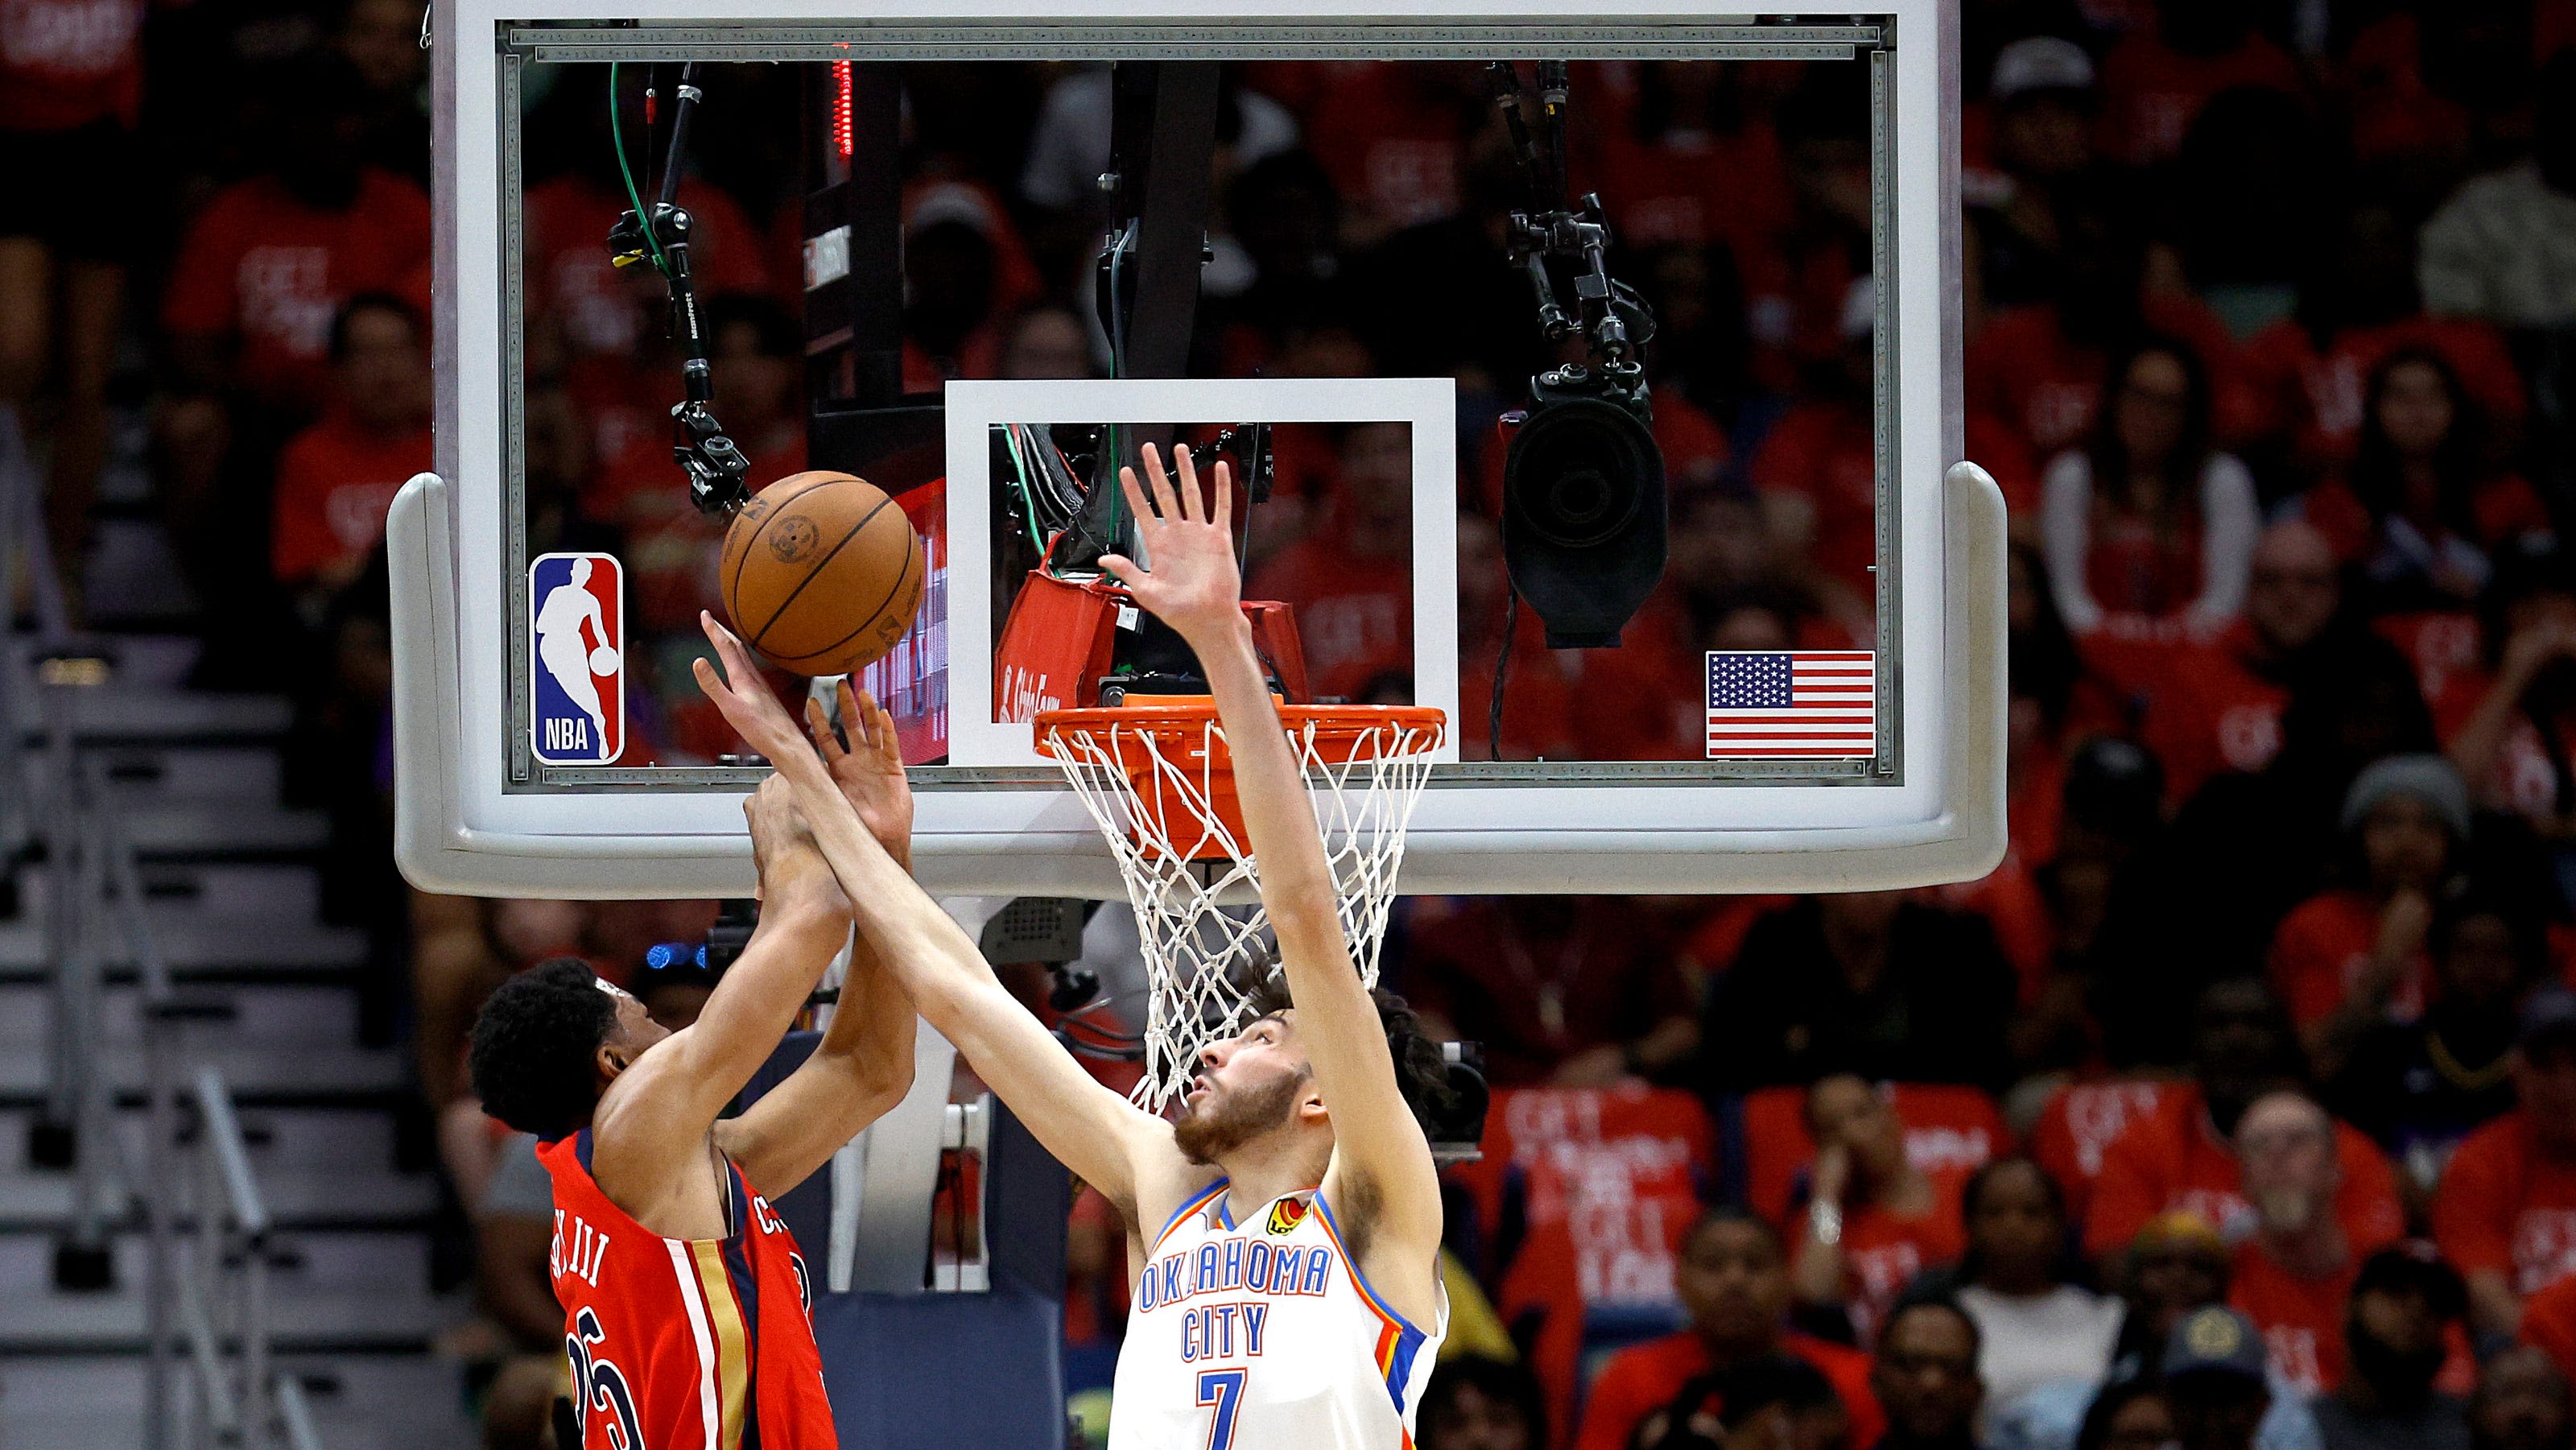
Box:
[1418,1355,1550,1450]
[469,957,619,1140]
[1246,976,1461,1134]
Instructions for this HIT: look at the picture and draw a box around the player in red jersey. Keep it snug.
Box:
[467,688,922,1450]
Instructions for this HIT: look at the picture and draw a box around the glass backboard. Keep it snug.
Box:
[390,1,2006,899]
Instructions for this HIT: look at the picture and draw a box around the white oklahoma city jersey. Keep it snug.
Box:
[1110,1178,1446,1450]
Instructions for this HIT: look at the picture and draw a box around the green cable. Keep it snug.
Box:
[607,63,670,277]
[1004,427,1047,556]
[1104,422,1124,544]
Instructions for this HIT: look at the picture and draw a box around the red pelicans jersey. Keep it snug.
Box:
[538,1130,836,1449]
[1111,1179,1447,1449]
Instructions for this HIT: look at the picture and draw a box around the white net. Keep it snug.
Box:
[1036,707,1442,1110]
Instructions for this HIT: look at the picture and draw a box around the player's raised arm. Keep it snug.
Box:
[1099,444,1445,1287]
[691,618,1206,1229]
[711,684,921,1197]
[589,779,853,1210]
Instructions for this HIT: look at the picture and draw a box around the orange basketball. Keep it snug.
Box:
[720,471,925,676]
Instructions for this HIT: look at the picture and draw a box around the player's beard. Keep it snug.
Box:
[1172,1067,1307,1166]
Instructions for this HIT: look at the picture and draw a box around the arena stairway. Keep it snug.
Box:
[0,632,477,1448]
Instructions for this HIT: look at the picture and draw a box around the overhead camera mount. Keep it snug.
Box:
[607,61,755,519]
[1487,60,1668,651]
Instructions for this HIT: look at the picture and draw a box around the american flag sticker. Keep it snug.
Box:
[1705,651,1876,758]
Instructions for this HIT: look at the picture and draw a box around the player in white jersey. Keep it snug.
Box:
[691,440,1452,1449]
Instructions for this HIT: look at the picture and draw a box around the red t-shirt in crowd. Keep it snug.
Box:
[1749,395,1876,601]
[2338,13,2473,164]
[1741,1084,2004,1232]
[1246,535,1410,704]
[1933,849,2057,1007]
[1400,900,1698,1087]
[2267,889,2430,1031]
[1964,295,2248,463]
[163,170,435,408]
[0,0,143,130]
[1573,1330,1885,1450]
[2096,26,2305,167]
[1654,391,1732,494]
[1457,613,1586,762]
[2524,1274,2576,1385]
[1841,1194,1969,1345]
[2237,315,2524,477]
[270,411,432,587]
[566,352,683,496]
[1596,121,1794,258]
[2008,741,2067,870]
[1730,229,1867,393]
[2232,1241,2478,1397]
[1299,62,1468,233]
[523,174,770,357]
[2433,1114,2576,1299]
[2132,622,2293,809]
[2082,1082,2406,1259]
[2230,1243,2355,1395]
[2374,609,2487,713]
[1569,591,1706,762]
[2299,472,2553,569]
[2427,659,2576,828]
[2031,1080,2178,1229]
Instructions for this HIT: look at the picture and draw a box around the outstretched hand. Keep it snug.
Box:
[805,679,914,869]
[1097,443,1244,648]
[692,613,824,775]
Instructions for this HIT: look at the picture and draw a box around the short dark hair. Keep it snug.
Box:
[1880,1291,1982,1357]
[2074,1377,2169,1450]
[1245,979,1459,1133]
[1711,1353,1839,1419]
[469,957,618,1140]
[1418,1355,1550,1450]
[1683,1204,1785,1260]
[329,291,423,361]
[1962,1155,2067,1224]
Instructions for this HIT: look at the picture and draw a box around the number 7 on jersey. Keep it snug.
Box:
[1196,1368,1246,1448]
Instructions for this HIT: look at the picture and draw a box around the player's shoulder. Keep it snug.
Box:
[1133,1155,1225,1243]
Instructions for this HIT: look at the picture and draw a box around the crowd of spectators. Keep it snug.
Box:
[12,0,2576,1445]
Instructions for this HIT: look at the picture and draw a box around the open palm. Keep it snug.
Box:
[804,679,914,868]
[691,612,812,767]
[1098,442,1243,647]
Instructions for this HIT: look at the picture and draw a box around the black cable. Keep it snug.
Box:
[1055,1011,1144,1046]
[1489,585,1518,762]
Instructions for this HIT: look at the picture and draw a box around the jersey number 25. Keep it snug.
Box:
[566,1305,647,1450]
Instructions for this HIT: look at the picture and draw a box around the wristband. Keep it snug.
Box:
[1807,1198,1843,1248]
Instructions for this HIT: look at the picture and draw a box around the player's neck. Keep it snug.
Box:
[1215,1130,1331,1218]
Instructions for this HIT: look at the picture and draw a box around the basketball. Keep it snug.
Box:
[720,471,925,676]
[588,645,619,675]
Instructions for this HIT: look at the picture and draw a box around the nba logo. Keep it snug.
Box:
[529,552,625,765]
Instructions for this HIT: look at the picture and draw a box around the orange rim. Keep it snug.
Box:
[1032,698,1446,762]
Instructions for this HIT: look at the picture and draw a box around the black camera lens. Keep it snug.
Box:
[1508,398,1653,551]
[1501,388,1666,648]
